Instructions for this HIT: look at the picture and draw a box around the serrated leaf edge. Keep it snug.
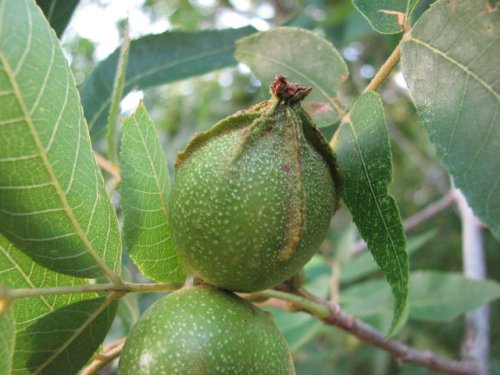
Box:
[0,0,121,283]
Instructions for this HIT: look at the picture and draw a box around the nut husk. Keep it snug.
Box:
[169,76,340,292]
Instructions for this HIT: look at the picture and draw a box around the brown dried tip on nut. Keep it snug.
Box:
[270,75,312,103]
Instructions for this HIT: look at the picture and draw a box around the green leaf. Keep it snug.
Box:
[0,234,117,374]
[340,229,435,283]
[35,0,79,37]
[401,0,500,238]
[235,27,349,127]
[409,271,500,321]
[0,0,121,279]
[0,308,15,375]
[17,297,117,374]
[82,26,256,137]
[352,0,418,34]
[120,102,185,283]
[334,91,408,335]
[0,235,90,323]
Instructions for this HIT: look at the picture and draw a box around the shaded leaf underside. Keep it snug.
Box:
[401,0,500,237]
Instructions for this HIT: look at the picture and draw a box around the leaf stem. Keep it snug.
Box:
[363,44,401,93]
[255,289,330,318]
[80,338,126,375]
[2,281,182,302]
[94,151,121,183]
[254,289,476,375]
[329,42,403,145]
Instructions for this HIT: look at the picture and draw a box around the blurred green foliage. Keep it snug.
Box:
[60,0,499,373]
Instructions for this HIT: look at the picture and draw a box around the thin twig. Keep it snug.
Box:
[2,281,182,302]
[456,189,490,375]
[352,190,456,255]
[94,150,121,183]
[363,44,401,93]
[80,338,126,375]
[330,39,403,145]
[322,300,475,375]
[256,289,476,375]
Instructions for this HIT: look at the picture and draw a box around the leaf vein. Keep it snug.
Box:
[0,48,115,280]
[345,119,405,289]
[0,241,52,310]
[408,37,500,102]
[463,101,499,187]
[12,0,32,77]
[446,74,469,152]
[28,42,55,115]
[32,296,115,374]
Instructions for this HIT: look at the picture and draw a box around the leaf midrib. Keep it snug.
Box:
[344,117,406,294]
[0,22,116,281]
[407,37,500,102]
[129,112,170,243]
[32,295,115,375]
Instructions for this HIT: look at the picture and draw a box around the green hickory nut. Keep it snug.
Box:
[118,285,295,375]
[169,75,341,292]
